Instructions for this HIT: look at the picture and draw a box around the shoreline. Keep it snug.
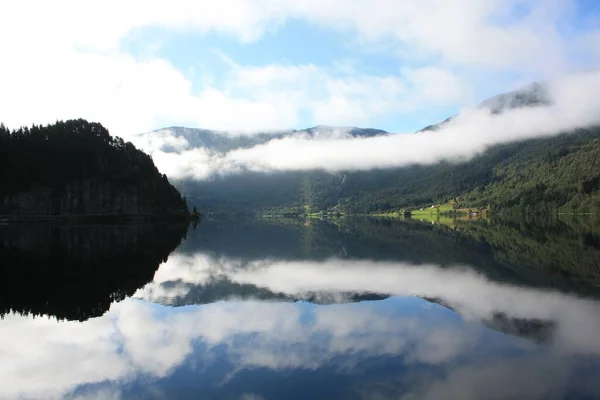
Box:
[0,214,199,224]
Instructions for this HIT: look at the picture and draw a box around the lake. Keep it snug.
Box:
[1,216,600,399]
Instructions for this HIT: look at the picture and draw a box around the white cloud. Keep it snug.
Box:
[289,0,579,73]
[137,70,600,180]
[401,67,468,105]
[0,42,459,137]
[0,0,598,137]
[4,0,583,66]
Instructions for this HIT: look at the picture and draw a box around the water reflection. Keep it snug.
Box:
[1,217,600,399]
[0,222,189,321]
[135,254,600,350]
[177,217,600,294]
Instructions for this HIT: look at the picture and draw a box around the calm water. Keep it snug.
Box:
[2,217,600,400]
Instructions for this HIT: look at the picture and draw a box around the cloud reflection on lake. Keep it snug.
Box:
[2,253,599,399]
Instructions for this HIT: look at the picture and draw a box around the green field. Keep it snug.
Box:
[409,204,454,216]
[368,204,456,226]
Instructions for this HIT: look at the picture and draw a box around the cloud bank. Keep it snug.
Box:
[137,71,600,180]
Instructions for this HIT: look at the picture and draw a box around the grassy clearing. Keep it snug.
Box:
[413,214,455,226]
[369,203,457,226]
[410,204,454,216]
[259,203,475,227]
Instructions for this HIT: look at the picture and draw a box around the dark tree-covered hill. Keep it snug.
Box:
[0,119,188,216]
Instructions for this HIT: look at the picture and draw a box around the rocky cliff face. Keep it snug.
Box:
[0,179,182,215]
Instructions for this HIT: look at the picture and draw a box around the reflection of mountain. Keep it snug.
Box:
[144,125,388,153]
[483,313,556,345]
[136,215,600,325]
[422,297,556,344]
[454,216,600,291]
[419,81,551,132]
[0,222,189,321]
[311,217,600,294]
[177,217,600,296]
[143,276,389,307]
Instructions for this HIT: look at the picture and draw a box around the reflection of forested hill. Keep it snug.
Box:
[422,297,556,344]
[181,217,600,296]
[0,222,189,321]
[483,313,556,345]
[454,217,600,290]
[176,218,308,259]
[144,276,388,307]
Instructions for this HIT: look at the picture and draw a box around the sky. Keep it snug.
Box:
[139,70,600,179]
[2,0,600,138]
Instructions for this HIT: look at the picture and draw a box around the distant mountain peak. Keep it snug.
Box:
[479,81,551,114]
[137,125,389,153]
[418,81,552,133]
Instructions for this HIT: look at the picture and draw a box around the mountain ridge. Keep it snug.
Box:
[139,125,390,154]
[142,81,550,148]
[137,81,600,215]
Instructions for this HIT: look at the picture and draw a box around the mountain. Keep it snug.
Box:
[480,81,551,114]
[0,119,189,218]
[134,125,392,214]
[419,81,551,132]
[140,125,389,153]
[139,275,389,307]
[140,82,600,215]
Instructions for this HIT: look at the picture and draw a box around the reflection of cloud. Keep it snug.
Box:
[136,253,600,356]
[68,388,123,400]
[240,394,265,400]
[136,253,243,303]
[3,253,600,399]
[0,298,477,399]
[396,354,600,400]
[353,355,579,400]
[0,313,133,400]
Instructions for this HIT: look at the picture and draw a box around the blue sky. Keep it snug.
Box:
[1,0,600,136]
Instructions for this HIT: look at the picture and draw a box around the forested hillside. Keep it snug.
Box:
[335,126,600,214]
[459,130,600,213]
[180,126,600,215]
[143,82,600,215]
[0,119,189,216]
